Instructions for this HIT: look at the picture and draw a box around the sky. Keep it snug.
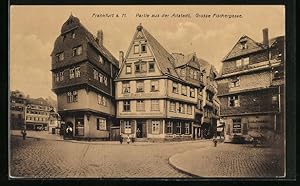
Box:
[10,5,285,100]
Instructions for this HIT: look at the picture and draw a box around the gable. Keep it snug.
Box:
[223,35,267,61]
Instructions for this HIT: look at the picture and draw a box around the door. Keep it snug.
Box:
[136,120,145,138]
[110,128,120,141]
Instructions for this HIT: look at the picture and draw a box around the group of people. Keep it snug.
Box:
[119,134,133,144]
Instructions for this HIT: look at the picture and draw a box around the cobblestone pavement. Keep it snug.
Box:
[169,142,284,178]
[10,136,212,178]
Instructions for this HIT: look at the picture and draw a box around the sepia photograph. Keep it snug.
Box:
[9,5,286,179]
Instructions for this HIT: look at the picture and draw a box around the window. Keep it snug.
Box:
[172,82,178,93]
[193,71,197,79]
[99,73,103,83]
[178,103,185,113]
[69,68,75,79]
[56,52,64,62]
[59,71,64,81]
[123,101,130,112]
[232,118,242,133]
[136,100,145,111]
[181,86,187,96]
[97,94,107,106]
[72,46,82,56]
[176,122,181,134]
[185,123,190,134]
[55,73,60,82]
[170,101,176,112]
[126,64,132,74]
[243,57,249,65]
[103,77,108,86]
[93,69,99,80]
[240,42,248,49]
[189,69,194,79]
[228,95,240,107]
[190,88,195,98]
[181,69,186,76]
[152,120,160,134]
[187,105,192,115]
[236,57,249,67]
[98,55,104,64]
[135,62,146,73]
[97,118,106,130]
[149,62,155,72]
[72,32,76,38]
[75,67,80,77]
[236,59,242,67]
[151,100,160,111]
[150,80,159,92]
[230,77,240,88]
[136,81,144,92]
[75,117,84,136]
[167,121,173,134]
[141,44,147,53]
[122,82,130,93]
[67,91,78,103]
[123,120,131,133]
[134,45,139,54]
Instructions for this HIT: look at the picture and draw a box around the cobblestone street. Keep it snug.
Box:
[10,136,284,178]
[10,136,209,178]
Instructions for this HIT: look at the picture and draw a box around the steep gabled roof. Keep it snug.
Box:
[172,52,198,68]
[142,27,179,78]
[27,97,51,107]
[52,15,119,68]
[222,35,267,62]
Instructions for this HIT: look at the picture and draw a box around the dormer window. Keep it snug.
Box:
[240,41,248,49]
[236,57,249,67]
[56,52,64,62]
[72,32,76,39]
[72,46,82,56]
[98,55,104,64]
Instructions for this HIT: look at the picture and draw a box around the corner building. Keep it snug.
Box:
[115,25,204,141]
[216,28,284,143]
[51,15,119,140]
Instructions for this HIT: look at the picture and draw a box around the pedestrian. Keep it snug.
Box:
[21,129,27,140]
[213,135,217,147]
[65,126,73,139]
[126,135,131,144]
[119,134,123,144]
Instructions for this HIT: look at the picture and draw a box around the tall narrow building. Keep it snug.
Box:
[51,15,119,140]
[216,28,284,143]
[115,24,204,141]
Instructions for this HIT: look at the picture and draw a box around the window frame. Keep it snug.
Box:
[136,81,144,92]
[141,44,147,53]
[149,62,155,72]
[176,122,181,134]
[185,123,190,134]
[122,82,130,93]
[123,100,131,112]
[167,121,173,134]
[126,64,132,74]
[151,100,160,111]
[172,82,178,94]
[96,118,107,131]
[134,45,140,54]
[136,100,145,112]
[228,95,240,107]
[151,120,160,134]
[150,80,159,92]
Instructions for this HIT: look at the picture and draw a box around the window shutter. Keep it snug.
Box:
[120,121,125,134]
[147,120,152,134]
[131,120,135,134]
[159,120,163,134]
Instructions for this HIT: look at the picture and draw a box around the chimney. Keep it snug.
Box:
[119,51,124,66]
[96,30,103,45]
[262,28,269,47]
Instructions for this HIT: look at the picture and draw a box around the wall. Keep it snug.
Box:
[166,79,197,103]
[87,89,115,115]
[57,89,88,111]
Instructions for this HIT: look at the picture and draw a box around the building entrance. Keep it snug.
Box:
[136,120,146,138]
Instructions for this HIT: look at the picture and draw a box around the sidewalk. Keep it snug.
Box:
[10,130,212,146]
[169,142,284,178]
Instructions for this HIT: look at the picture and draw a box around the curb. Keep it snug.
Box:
[168,145,218,178]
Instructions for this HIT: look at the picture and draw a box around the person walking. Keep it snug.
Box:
[119,134,123,144]
[126,135,131,144]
